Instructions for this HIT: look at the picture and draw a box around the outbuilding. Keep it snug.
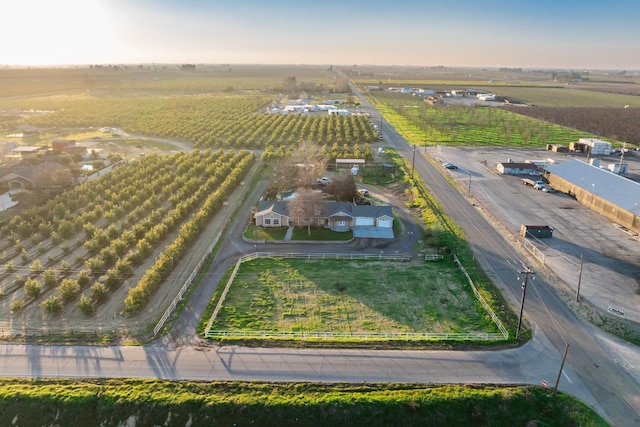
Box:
[496,162,539,175]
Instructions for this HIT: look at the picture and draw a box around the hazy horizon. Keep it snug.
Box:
[2,0,639,70]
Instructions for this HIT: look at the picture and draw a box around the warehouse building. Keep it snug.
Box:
[545,159,640,234]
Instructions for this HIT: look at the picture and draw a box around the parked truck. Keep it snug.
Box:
[522,178,545,190]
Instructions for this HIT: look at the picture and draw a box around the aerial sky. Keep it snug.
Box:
[1,0,638,69]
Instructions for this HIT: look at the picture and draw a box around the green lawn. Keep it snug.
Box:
[291,226,352,241]
[209,258,499,336]
[245,224,288,241]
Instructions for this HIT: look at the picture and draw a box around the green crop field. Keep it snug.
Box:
[366,92,592,148]
[207,257,500,339]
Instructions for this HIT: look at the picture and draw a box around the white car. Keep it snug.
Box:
[316,177,332,185]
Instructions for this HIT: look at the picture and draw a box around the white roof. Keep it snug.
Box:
[547,159,640,215]
[336,158,365,164]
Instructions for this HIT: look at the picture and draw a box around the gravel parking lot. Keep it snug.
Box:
[428,146,640,324]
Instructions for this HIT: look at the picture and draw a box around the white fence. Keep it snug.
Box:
[452,254,509,340]
[522,239,546,265]
[204,252,509,342]
[243,252,411,262]
[205,330,506,341]
[152,232,222,337]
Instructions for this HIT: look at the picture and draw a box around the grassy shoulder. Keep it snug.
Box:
[0,378,609,427]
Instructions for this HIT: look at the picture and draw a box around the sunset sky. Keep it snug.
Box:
[1,0,638,69]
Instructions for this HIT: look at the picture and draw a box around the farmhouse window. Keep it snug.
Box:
[264,219,271,225]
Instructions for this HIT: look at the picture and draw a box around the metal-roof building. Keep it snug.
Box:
[545,159,640,233]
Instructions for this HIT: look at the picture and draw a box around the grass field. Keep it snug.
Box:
[208,258,499,337]
[0,379,608,427]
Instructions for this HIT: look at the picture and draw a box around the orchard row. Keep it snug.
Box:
[3,95,379,148]
[0,150,255,316]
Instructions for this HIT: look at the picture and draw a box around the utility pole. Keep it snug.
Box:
[411,144,416,179]
[553,344,570,396]
[467,171,472,196]
[516,267,535,339]
[618,142,626,175]
[576,254,584,302]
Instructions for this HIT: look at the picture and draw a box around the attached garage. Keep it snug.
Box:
[377,217,393,228]
[355,216,374,226]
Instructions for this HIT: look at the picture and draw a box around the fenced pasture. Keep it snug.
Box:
[204,255,506,342]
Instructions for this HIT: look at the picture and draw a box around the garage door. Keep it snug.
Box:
[377,218,392,228]
[356,217,374,226]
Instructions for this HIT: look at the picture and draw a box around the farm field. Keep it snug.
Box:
[365,92,596,148]
[0,149,255,340]
[204,257,502,342]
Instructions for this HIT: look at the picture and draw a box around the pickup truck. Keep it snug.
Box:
[522,178,545,190]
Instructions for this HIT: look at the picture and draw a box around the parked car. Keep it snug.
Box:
[357,188,369,197]
[442,162,458,170]
[316,177,332,185]
[542,186,557,193]
[355,197,371,205]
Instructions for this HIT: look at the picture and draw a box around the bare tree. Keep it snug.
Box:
[289,141,326,187]
[326,171,357,201]
[287,188,327,236]
[268,141,327,198]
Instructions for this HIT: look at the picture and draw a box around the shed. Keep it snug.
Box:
[496,162,539,175]
[520,225,554,238]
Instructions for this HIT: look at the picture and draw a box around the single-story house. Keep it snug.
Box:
[0,162,73,190]
[254,200,290,228]
[496,162,539,175]
[255,201,394,238]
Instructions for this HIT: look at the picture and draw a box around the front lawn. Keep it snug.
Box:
[291,226,353,241]
[245,224,288,241]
